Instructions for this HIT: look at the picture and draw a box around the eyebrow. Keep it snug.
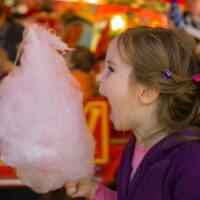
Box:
[106,60,117,66]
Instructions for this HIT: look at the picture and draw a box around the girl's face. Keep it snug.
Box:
[97,39,141,131]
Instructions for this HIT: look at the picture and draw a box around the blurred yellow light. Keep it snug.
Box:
[54,0,77,2]
[151,21,161,27]
[84,0,97,3]
[111,15,126,31]
[82,0,104,3]
[54,0,105,3]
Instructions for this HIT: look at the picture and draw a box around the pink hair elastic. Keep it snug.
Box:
[193,74,200,82]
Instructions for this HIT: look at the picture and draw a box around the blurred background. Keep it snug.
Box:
[0,0,199,199]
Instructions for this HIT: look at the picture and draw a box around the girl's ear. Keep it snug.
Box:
[138,85,160,105]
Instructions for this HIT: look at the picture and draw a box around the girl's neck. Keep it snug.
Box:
[134,126,169,148]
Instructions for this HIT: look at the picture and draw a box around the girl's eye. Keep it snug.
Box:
[108,66,114,72]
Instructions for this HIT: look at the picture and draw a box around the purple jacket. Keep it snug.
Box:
[117,130,200,200]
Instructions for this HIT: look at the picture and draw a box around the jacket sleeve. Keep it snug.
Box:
[172,143,200,199]
[92,184,116,200]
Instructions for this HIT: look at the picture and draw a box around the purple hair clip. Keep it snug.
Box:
[162,68,174,79]
[193,74,200,82]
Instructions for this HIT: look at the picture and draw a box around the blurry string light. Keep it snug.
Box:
[4,0,15,6]
[53,0,105,3]
[111,14,126,31]
[14,3,28,14]
[83,0,98,3]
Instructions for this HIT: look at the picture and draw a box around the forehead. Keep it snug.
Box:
[106,37,131,66]
[106,38,119,58]
[106,37,127,66]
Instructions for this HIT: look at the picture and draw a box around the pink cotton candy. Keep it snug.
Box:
[0,24,95,193]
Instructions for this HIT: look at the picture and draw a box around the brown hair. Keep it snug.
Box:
[117,26,200,133]
[70,46,95,73]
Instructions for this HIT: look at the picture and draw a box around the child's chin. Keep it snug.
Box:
[110,112,128,131]
[113,121,130,132]
[112,121,124,131]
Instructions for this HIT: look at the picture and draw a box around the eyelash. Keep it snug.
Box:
[108,66,114,72]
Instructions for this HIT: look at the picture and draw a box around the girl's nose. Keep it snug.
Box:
[96,72,103,84]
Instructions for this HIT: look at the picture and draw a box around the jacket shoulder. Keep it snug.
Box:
[169,142,200,199]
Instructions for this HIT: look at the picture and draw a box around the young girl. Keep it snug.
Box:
[65,26,200,199]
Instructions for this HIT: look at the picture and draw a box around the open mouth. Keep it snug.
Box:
[98,87,105,97]
[98,89,114,120]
